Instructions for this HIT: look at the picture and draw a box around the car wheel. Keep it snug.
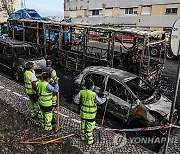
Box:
[159,119,169,136]
[166,50,177,60]
[13,70,23,81]
[129,118,149,129]
[130,118,148,127]
[129,118,150,136]
[158,112,179,136]
[150,47,160,57]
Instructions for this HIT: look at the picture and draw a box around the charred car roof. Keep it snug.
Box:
[0,39,32,48]
[84,66,137,82]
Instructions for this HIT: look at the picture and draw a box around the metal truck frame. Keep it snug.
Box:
[7,19,166,86]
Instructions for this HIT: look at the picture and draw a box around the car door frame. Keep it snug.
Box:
[104,76,136,122]
[80,71,108,94]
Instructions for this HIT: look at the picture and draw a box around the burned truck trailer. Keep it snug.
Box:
[7,19,166,86]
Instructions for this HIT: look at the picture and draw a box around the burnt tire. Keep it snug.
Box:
[150,47,160,57]
[129,118,149,128]
[129,118,152,136]
[13,70,23,81]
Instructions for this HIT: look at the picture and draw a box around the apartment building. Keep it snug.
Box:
[64,0,180,31]
[0,0,19,23]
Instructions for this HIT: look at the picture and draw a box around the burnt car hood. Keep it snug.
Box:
[23,58,46,69]
[145,96,172,117]
[29,59,46,70]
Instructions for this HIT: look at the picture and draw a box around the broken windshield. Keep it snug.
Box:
[126,77,155,101]
[13,47,42,59]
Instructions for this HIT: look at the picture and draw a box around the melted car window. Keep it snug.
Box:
[126,77,154,101]
[106,78,130,102]
[3,46,13,58]
[84,73,105,88]
[91,74,105,88]
[84,73,92,81]
[13,47,41,59]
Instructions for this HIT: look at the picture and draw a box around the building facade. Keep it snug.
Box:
[64,0,180,31]
[0,0,19,23]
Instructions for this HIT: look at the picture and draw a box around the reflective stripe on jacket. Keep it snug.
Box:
[52,94,57,106]
[80,89,97,120]
[24,70,36,94]
[37,81,53,107]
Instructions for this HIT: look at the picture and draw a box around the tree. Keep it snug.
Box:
[1,0,15,16]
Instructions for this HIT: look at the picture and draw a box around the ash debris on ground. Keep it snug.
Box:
[0,98,82,154]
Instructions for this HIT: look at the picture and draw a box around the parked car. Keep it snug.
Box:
[72,66,178,134]
[0,39,46,81]
[9,9,49,21]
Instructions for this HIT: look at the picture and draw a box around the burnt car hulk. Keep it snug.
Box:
[72,66,178,134]
[0,39,46,81]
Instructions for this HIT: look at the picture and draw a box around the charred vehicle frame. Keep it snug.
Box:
[0,39,46,81]
[7,19,166,87]
[72,66,179,135]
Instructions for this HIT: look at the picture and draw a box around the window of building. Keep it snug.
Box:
[123,8,137,15]
[166,8,178,14]
[92,10,99,16]
[165,4,178,15]
[84,9,88,16]
[141,6,151,15]
[89,9,102,16]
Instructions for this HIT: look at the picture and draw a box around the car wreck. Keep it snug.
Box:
[72,66,178,134]
[0,39,46,81]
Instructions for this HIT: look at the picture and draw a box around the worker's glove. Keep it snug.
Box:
[98,92,108,98]
[54,78,59,84]
[50,81,56,87]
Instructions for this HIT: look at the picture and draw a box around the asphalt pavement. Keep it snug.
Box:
[164,59,180,111]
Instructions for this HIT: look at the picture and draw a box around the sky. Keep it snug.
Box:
[18,0,64,18]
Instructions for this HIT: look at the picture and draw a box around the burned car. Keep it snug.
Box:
[72,66,178,134]
[0,39,46,81]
